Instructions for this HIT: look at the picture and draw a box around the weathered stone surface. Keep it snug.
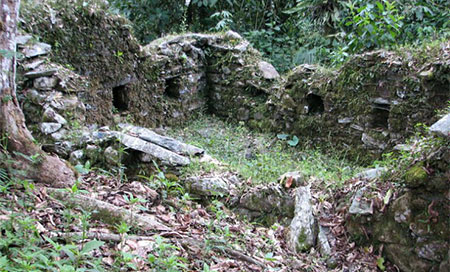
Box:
[39,122,62,135]
[186,176,234,197]
[239,184,294,216]
[355,167,387,180]
[23,42,51,58]
[24,68,58,79]
[104,146,120,166]
[43,107,67,125]
[16,34,32,45]
[289,186,316,252]
[361,133,387,150]
[318,226,331,256]
[349,188,373,215]
[115,133,190,166]
[34,76,58,90]
[429,113,450,138]
[258,61,280,80]
[278,171,306,187]
[119,124,204,157]
[69,150,84,165]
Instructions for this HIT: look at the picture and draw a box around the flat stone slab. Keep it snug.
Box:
[119,124,204,156]
[114,132,190,166]
[429,113,450,138]
[23,42,51,58]
[24,68,58,79]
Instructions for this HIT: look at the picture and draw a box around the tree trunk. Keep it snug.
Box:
[0,0,75,188]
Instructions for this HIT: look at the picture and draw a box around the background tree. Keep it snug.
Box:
[0,0,75,188]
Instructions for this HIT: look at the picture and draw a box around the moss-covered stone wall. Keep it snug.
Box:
[262,46,450,162]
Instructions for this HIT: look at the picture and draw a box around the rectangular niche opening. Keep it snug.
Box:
[112,85,129,112]
[165,78,181,98]
[306,93,324,115]
[370,105,390,129]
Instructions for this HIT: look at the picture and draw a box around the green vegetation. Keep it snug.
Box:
[110,0,450,70]
[168,115,362,187]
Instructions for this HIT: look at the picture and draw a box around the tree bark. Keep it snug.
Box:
[0,0,75,187]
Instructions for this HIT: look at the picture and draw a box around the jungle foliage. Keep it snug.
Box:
[109,0,449,71]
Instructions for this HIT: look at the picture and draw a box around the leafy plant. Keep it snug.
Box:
[342,0,404,53]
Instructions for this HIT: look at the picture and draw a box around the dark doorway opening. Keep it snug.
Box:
[165,78,180,98]
[370,106,390,129]
[112,85,129,112]
[306,93,324,115]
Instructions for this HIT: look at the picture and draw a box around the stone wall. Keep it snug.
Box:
[20,0,279,130]
[346,133,449,272]
[261,48,450,162]
[20,0,449,163]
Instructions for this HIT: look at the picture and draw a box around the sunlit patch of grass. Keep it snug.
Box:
[168,115,362,187]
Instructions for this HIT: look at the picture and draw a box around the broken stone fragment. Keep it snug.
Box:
[51,129,68,141]
[429,113,450,138]
[85,144,102,163]
[361,133,387,150]
[355,167,387,180]
[278,171,307,187]
[289,185,316,252]
[69,150,84,166]
[239,184,294,217]
[34,77,58,91]
[43,107,67,125]
[26,89,46,104]
[23,42,51,58]
[16,34,33,45]
[114,132,190,166]
[317,226,331,256]
[104,146,120,166]
[39,122,62,135]
[349,188,373,215]
[186,176,233,197]
[257,61,280,80]
[119,124,204,157]
[24,68,58,79]
[224,30,242,40]
[23,59,45,71]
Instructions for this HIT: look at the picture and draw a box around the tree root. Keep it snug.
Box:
[46,187,170,231]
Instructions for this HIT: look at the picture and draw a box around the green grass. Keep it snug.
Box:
[168,116,363,188]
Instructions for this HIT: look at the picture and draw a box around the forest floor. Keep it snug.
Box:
[0,116,395,271]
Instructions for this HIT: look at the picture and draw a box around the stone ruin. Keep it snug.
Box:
[16,1,449,271]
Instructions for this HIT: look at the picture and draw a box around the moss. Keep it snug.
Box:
[404,163,428,187]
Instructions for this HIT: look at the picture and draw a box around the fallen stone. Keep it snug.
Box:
[119,124,204,156]
[224,30,242,40]
[115,132,190,166]
[429,113,450,138]
[239,184,294,217]
[355,167,387,180]
[40,122,62,135]
[24,68,58,79]
[104,146,120,166]
[186,176,233,197]
[361,133,387,150]
[23,42,51,58]
[34,77,58,90]
[349,188,373,215]
[278,171,306,187]
[258,61,280,80]
[289,185,316,252]
[318,226,331,256]
[69,150,84,166]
